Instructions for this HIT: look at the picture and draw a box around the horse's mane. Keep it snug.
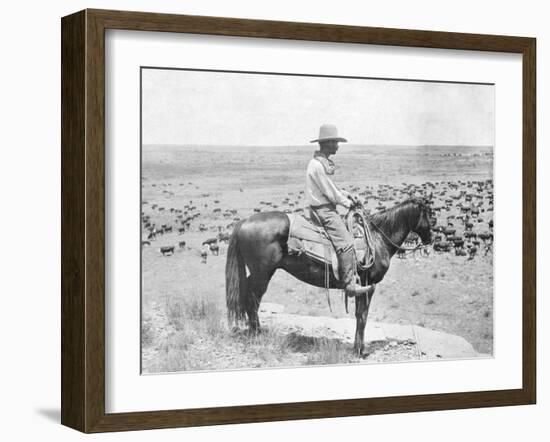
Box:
[367,198,423,231]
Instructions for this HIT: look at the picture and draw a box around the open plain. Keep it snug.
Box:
[141,144,494,373]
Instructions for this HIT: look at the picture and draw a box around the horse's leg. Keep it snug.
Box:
[245,270,274,334]
[354,284,377,356]
[354,294,367,356]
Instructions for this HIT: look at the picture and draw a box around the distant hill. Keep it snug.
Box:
[142,144,493,152]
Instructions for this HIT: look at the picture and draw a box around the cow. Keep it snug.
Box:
[201,244,209,263]
[453,239,465,249]
[218,232,231,243]
[478,232,493,243]
[160,246,175,256]
[434,241,452,253]
[209,243,220,256]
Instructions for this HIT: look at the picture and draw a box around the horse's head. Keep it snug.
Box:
[412,195,433,245]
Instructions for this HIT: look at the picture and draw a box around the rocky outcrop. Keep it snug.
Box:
[259,302,486,360]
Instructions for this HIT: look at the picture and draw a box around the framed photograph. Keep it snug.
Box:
[61,9,536,433]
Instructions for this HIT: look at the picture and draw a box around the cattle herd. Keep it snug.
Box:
[141,182,239,263]
[141,178,494,264]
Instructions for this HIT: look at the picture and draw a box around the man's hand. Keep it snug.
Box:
[340,190,357,209]
[341,189,353,200]
[345,191,359,204]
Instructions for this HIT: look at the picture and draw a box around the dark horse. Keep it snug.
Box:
[225,197,433,355]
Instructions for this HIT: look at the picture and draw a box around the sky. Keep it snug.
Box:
[142,68,494,147]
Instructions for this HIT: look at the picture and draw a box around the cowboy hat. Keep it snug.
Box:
[310,124,348,143]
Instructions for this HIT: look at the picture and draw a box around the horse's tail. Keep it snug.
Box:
[225,220,247,327]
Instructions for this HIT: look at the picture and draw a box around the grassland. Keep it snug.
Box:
[141,144,493,373]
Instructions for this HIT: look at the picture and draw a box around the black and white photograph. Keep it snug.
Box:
[140,67,494,374]
[1,0,544,437]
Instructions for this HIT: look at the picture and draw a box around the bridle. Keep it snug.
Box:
[354,200,432,253]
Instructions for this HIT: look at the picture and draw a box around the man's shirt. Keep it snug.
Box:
[305,154,350,208]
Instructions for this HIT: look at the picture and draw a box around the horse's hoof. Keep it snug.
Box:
[354,347,370,359]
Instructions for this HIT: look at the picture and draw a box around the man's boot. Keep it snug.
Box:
[337,247,370,297]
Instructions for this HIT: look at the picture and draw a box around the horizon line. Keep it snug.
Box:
[142,143,494,149]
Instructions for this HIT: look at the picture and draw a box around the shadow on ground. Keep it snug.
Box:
[35,408,60,423]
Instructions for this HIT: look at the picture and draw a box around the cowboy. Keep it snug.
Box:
[306,124,369,297]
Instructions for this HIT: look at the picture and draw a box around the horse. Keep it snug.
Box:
[225,197,433,356]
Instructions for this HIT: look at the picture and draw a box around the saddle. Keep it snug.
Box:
[287,209,368,280]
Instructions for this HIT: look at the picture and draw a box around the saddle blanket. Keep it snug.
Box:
[286,213,367,280]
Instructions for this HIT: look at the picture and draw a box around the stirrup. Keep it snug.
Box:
[345,283,372,297]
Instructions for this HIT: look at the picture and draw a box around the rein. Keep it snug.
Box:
[370,221,423,253]
[319,200,426,314]
[355,202,425,253]
[346,208,376,270]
